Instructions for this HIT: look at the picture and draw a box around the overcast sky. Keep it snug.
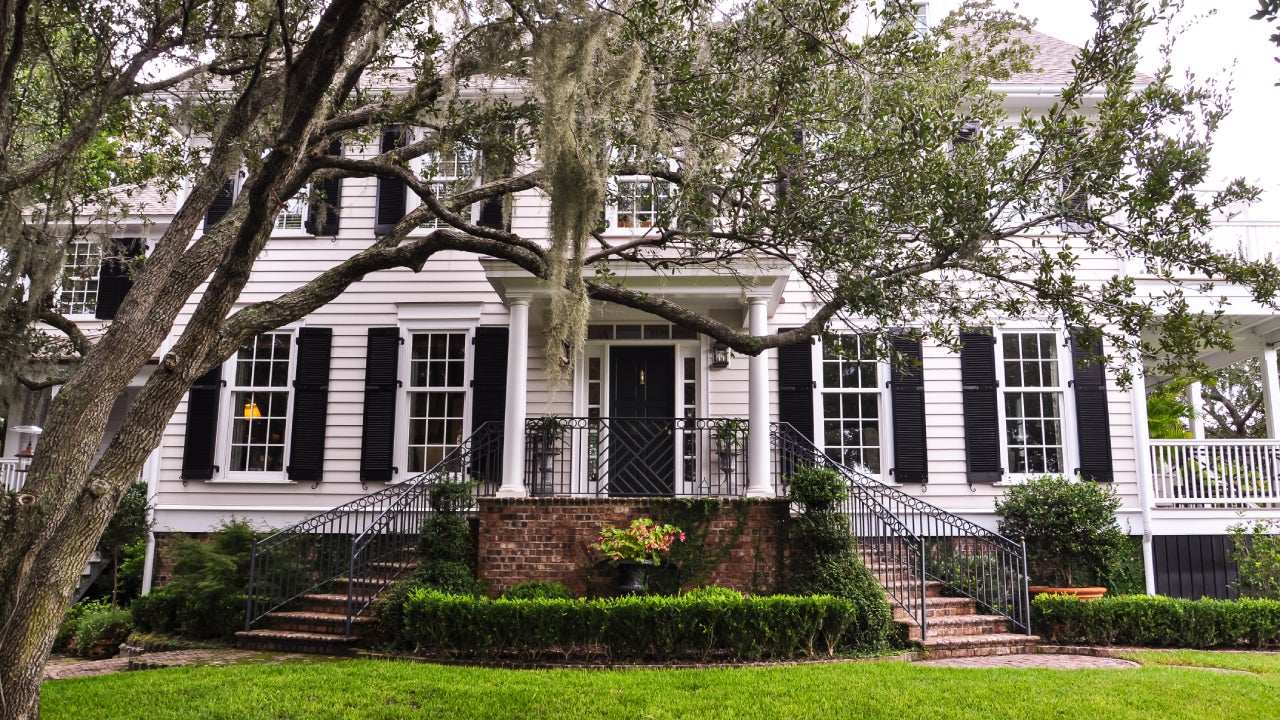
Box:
[1006,0,1280,216]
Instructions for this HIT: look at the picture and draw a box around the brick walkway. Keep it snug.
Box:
[915,653,1139,669]
[43,649,315,681]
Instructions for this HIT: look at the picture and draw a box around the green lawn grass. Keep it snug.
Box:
[42,656,1280,720]
[1112,649,1280,675]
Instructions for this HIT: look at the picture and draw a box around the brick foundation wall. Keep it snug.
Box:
[477,498,791,597]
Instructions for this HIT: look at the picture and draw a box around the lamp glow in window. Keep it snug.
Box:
[228,333,292,472]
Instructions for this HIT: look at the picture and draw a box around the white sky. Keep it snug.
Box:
[1004,0,1280,217]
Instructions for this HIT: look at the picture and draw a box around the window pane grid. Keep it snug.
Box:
[821,336,881,473]
[60,240,102,315]
[228,332,292,473]
[614,178,669,229]
[1002,332,1064,475]
[408,331,468,473]
[425,147,477,228]
[275,195,305,230]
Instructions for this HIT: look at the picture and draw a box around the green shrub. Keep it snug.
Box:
[401,591,862,661]
[786,466,894,651]
[1229,518,1280,600]
[503,581,574,600]
[682,586,744,600]
[1032,594,1280,648]
[161,518,259,641]
[995,474,1128,587]
[55,598,111,652]
[416,514,473,566]
[129,589,181,634]
[72,605,133,655]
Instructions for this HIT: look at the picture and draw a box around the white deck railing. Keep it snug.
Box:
[1205,222,1280,265]
[0,458,24,493]
[1149,439,1280,506]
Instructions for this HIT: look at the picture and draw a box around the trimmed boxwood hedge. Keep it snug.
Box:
[402,590,865,661]
[1033,594,1280,648]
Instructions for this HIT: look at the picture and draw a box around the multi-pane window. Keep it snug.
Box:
[1002,332,1064,474]
[912,3,928,36]
[275,195,306,230]
[821,336,882,473]
[60,240,103,315]
[611,177,670,230]
[425,147,477,228]
[228,333,292,473]
[407,332,467,473]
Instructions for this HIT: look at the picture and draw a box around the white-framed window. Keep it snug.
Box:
[274,194,307,230]
[405,331,469,473]
[912,3,928,37]
[606,176,672,231]
[59,240,103,315]
[424,146,478,228]
[225,332,295,475]
[819,335,885,474]
[999,331,1068,476]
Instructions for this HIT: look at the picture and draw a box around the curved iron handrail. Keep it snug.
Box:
[772,422,1032,638]
[343,424,501,632]
[770,423,929,638]
[244,423,501,633]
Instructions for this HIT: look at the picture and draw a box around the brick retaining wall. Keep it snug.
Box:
[477,497,791,596]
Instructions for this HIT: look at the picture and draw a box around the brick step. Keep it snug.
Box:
[234,629,359,655]
[892,596,977,620]
[901,614,1009,641]
[332,576,392,592]
[299,593,352,614]
[877,580,947,598]
[919,632,1041,659]
[259,611,374,636]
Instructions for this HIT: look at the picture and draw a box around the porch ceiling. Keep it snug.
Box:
[1143,313,1280,385]
[479,258,792,316]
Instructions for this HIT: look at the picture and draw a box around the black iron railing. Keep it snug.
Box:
[525,416,748,497]
[771,423,1032,640]
[244,423,502,634]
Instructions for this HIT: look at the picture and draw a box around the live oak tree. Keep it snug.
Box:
[1,0,1277,715]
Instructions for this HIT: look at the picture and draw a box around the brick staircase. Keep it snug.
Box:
[868,554,1039,659]
[235,560,414,654]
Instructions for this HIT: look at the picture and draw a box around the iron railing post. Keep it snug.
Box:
[244,538,259,632]
[919,537,928,641]
[1021,538,1032,636]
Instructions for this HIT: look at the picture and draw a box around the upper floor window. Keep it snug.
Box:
[820,335,883,474]
[912,3,928,37]
[607,177,672,231]
[425,146,478,228]
[1001,331,1065,475]
[275,194,306,230]
[59,240,103,316]
[227,332,294,474]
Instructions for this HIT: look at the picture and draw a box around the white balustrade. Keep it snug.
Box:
[1149,439,1280,506]
[1204,222,1280,265]
[0,458,24,493]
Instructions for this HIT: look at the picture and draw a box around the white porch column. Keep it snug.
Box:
[497,296,530,497]
[1261,346,1280,439]
[745,295,773,497]
[1130,363,1158,596]
[1187,381,1204,439]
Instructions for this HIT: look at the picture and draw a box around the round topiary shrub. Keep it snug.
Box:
[995,474,1128,588]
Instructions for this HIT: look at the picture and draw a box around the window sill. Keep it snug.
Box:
[204,478,298,485]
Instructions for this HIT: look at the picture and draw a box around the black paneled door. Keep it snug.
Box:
[609,346,676,496]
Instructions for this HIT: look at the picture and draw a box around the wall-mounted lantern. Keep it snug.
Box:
[710,341,731,369]
[12,425,41,473]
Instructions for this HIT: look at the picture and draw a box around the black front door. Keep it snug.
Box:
[609,346,676,496]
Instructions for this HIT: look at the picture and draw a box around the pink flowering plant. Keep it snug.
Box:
[589,518,686,565]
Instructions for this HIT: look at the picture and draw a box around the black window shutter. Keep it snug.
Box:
[960,331,1002,483]
[306,140,343,236]
[777,331,815,442]
[94,238,144,320]
[374,127,406,236]
[476,196,506,230]
[181,366,223,481]
[287,327,333,483]
[470,327,508,488]
[889,334,928,484]
[1071,331,1114,482]
[360,327,401,482]
[204,178,235,232]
